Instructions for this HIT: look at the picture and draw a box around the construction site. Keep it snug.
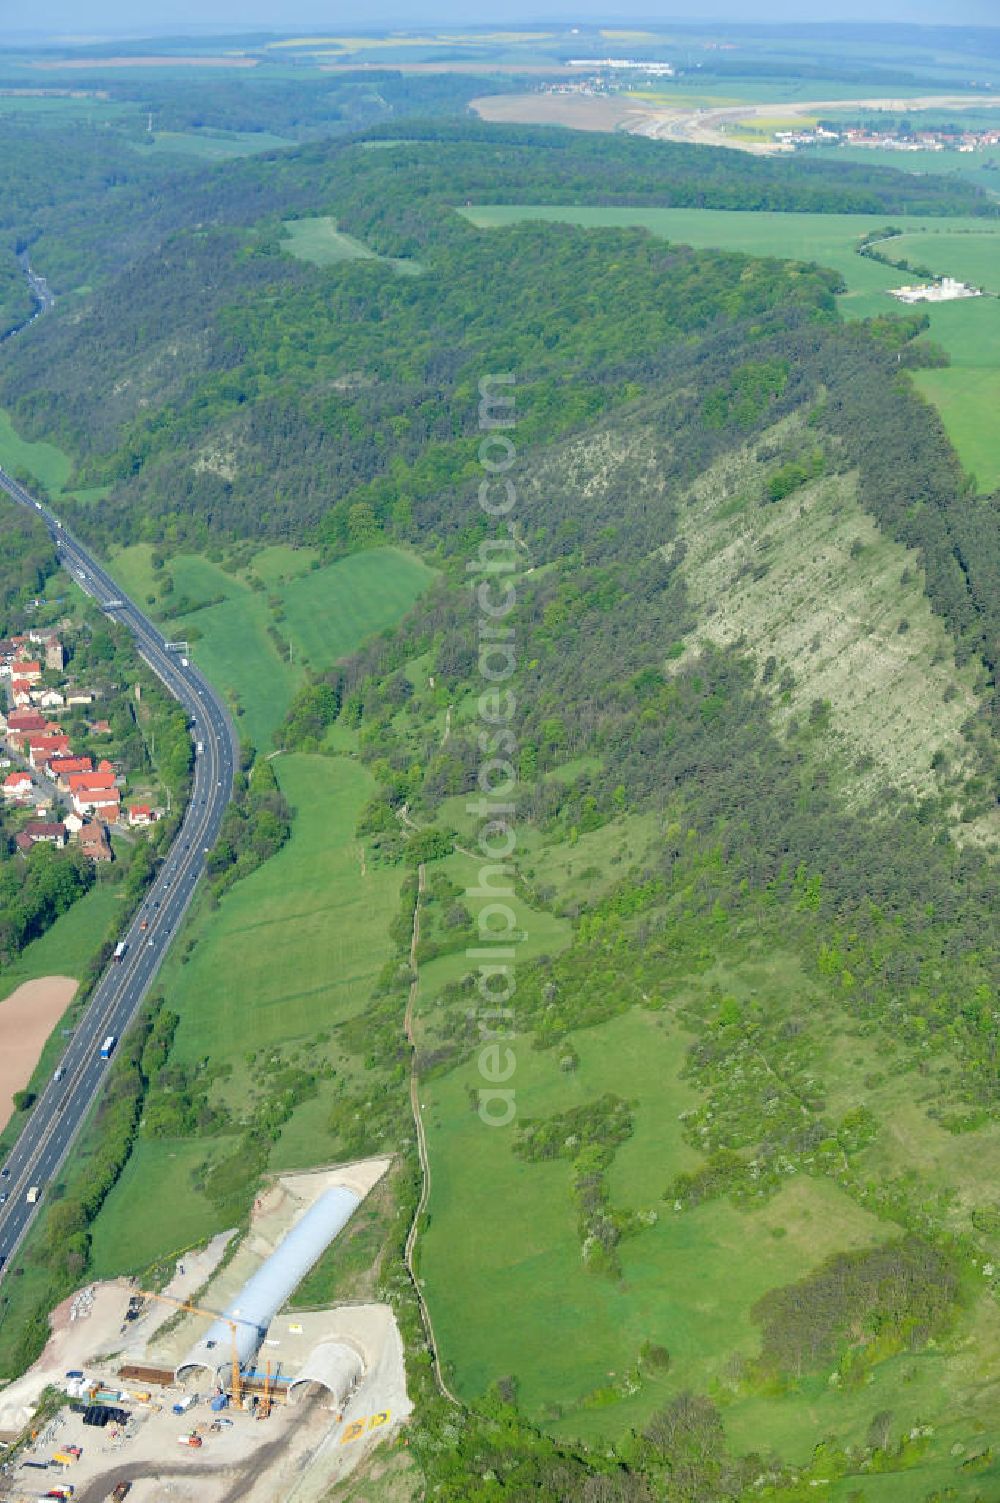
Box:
[0,1159,410,1503]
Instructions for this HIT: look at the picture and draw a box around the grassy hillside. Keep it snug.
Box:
[108,544,435,749]
[0,407,73,494]
[2,104,999,1501]
[89,754,405,1274]
[320,346,999,1493]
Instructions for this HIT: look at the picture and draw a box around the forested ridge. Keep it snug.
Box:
[3,123,996,597]
[1,105,999,1500]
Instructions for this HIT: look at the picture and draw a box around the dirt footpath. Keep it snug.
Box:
[0,975,77,1128]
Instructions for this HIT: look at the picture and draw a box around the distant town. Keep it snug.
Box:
[776,123,1000,152]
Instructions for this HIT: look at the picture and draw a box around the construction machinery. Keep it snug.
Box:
[138,1291,245,1407]
[259,1360,273,1421]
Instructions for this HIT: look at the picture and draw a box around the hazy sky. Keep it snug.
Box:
[9,1,1000,35]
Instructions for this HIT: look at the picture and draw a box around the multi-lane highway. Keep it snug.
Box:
[0,467,237,1277]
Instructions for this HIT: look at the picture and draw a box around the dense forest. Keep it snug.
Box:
[1,123,994,563]
[0,496,56,615]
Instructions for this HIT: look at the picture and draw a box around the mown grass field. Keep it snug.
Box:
[141,129,293,160]
[88,753,407,1271]
[282,215,381,265]
[108,544,434,751]
[173,755,401,1064]
[84,532,435,1272]
[461,204,1000,487]
[282,216,423,276]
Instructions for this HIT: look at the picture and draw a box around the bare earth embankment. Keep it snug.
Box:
[473,91,1000,152]
[0,976,77,1127]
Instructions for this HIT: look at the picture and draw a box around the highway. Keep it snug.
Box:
[0,467,238,1281]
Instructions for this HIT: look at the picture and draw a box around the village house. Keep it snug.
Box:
[48,755,94,789]
[78,821,112,862]
[71,777,121,817]
[5,709,48,736]
[31,687,66,710]
[13,658,42,684]
[27,733,72,768]
[2,771,33,802]
[20,820,68,850]
[127,804,156,828]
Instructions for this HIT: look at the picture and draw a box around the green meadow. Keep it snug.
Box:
[0,95,131,123]
[168,755,400,1066]
[799,141,1000,196]
[283,215,382,266]
[89,1137,226,1276]
[417,1006,887,1437]
[108,544,434,751]
[461,204,1000,487]
[0,407,72,494]
[89,754,407,1272]
[282,216,423,275]
[416,942,1000,1476]
[890,227,1000,292]
[458,202,1000,311]
[913,361,1000,491]
[0,406,108,504]
[86,540,434,1272]
[0,880,125,1009]
[141,129,294,161]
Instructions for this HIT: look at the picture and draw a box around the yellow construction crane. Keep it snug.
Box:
[139,1289,244,1407]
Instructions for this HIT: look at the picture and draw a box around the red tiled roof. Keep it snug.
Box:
[68,771,115,792]
[49,756,93,775]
